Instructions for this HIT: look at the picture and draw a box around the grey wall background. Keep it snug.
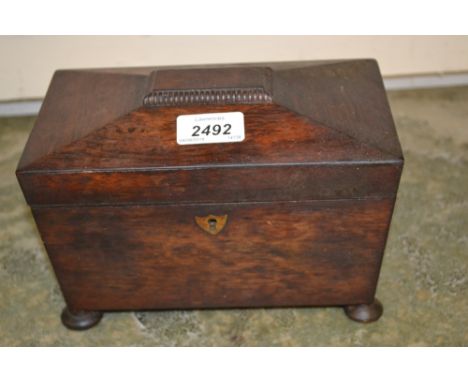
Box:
[1,35,468,101]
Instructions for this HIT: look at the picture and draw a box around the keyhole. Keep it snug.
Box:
[208,218,217,231]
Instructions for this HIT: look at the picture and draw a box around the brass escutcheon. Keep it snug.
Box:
[195,214,228,235]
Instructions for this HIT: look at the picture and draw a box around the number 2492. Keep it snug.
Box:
[192,124,231,137]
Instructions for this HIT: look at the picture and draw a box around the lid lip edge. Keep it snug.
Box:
[16,158,404,176]
[29,194,398,209]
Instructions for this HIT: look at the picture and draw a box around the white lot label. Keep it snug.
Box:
[176,112,245,145]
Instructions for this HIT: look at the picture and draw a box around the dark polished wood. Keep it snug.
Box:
[33,199,393,311]
[16,60,403,329]
[344,298,384,323]
[19,164,401,207]
[17,70,148,171]
[61,307,103,330]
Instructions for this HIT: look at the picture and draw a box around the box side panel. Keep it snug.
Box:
[32,199,394,311]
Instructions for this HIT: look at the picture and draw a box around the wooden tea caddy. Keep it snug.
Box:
[16,60,403,330]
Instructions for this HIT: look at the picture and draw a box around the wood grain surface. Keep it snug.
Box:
[33,198,394,311]
[19,163,401,206]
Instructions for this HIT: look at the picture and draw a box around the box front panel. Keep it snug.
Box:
[33,199,394,311]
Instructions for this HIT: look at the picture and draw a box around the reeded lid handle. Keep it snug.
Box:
[143,66,273,107]
[143,88,272,107]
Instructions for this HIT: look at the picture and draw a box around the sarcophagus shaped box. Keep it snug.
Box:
[16,60,403,330]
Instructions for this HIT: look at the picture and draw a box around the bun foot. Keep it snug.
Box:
[344,298,383,323]
[61,307,103,330]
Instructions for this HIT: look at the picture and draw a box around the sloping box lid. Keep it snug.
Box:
[16,60,403,206]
